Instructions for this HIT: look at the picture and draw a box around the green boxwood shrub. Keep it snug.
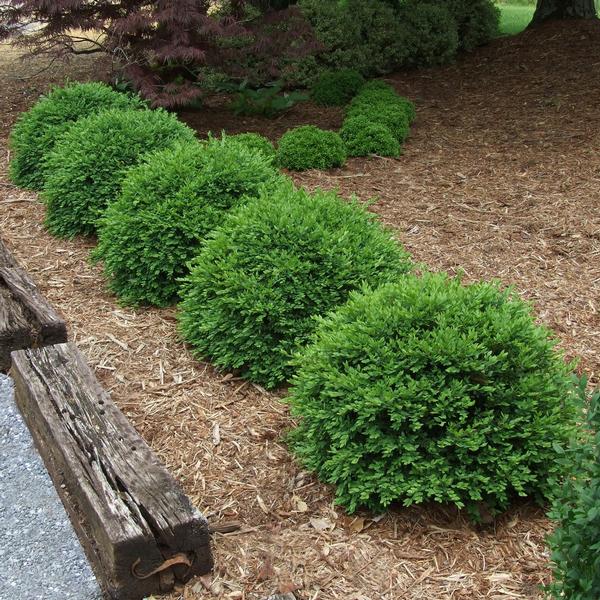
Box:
[340,117,401,158]
[346,102,410,143]
[178,182,413,388]
[227,132,276,160]
[8,82,145,190]
[311,69,365,106]
[397,2,460,67]
[43,108,196,238]
[359,79,395,93]
[347,89,417,124]
[547,379,600,600]
[277,125,346,171]
[92,138,282,307]
[351,82,416,123]
[287,273,579,516]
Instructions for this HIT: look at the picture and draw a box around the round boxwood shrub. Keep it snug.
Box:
[349,86,395,106]
[277,126,346,171]
[92,138,282,307]
[349,89,416,124]
[178,182,413,388]
[287,273,580,517]
[346,102,409,143]
[227,132,276,160]
[8,82,145,191]
[311,69,365,106]
[340,117,400,158]
[359,80,395,94]
[43,108,196,238]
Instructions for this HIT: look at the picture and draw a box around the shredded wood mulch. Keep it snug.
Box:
[1,20,599,600]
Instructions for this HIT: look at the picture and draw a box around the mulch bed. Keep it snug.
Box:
[1,20,599,599]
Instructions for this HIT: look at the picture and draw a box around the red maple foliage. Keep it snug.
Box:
[0,0,316,107]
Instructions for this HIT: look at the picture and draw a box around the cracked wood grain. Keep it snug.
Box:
[0,266,67,371]
[10,343,213,600]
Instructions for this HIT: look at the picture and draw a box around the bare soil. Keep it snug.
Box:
[0,21,598,600]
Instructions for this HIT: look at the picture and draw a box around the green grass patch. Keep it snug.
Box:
[496,3,534,36]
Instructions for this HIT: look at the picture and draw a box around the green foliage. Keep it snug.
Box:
[277,125,347,171]
[8,82,145,190]
[223,80,308,117]
[359,79,395,93]
[178,182,413,388]
[397,2,460,67]
[546,378,600,600]
[346,102,410,143]
[226,133,276,160]
[298,0,412,76]
[440,0,501,50]
[349,83,416,124]
[340,117,401,158]
[43,108,196,238]
[293,0,498,80]
[287,273,579,516]
[92,138,282,307]
[311,69,365,107]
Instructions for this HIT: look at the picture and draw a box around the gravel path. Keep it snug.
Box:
[0,374,102,600]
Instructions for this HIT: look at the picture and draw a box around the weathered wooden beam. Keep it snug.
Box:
[0,266,67,371]
[0,237,19,268]
[10,343,213,600]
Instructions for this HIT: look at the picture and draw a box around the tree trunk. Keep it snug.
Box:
[530,0,597,25]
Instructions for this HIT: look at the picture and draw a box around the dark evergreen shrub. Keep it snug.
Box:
[43,108,196,238]
[440,0,500,51]
[8,82,144,190]
[287,273,579,516]
[311,69,365,106]
[346,102,410,143]
[277,125,346,171]
[227,132,276,160]
[297,0,412,76]
[340,117,401,157]
[547,378,600,600]
[398,2,460,67]
[178,182,413,388]
[92,138,282,306]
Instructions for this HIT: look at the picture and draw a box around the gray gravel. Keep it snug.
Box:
[0,374,103,600]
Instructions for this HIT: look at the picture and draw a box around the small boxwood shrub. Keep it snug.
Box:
[8,82,145,190]
[178,182,413,388]
[346,102,409,143]
[340,117,400,158]
[227,132,276,160]
[351,83,416,123]
[547,379,600,600]
[277,126,346,171]
[43,108,196,238]
[311,69,365,106]
[287,273,580,516]
[359,80,395,94]
[92,138,282,307]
